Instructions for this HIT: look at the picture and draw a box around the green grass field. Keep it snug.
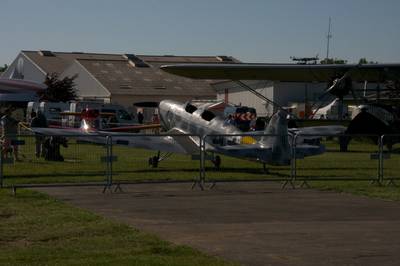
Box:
[3,136,400,200]
[1,136,400,265]
[0,189,236,266]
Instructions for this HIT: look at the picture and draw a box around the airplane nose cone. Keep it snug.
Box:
[158,100,174,129]
[159,99,180,114]
[158,100,170,113]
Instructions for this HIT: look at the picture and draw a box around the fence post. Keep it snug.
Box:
[292,134,298,185]
[379,135,385,185]
[103,135,113,193]
[0,141,3,188]
[192,135,205,190]
[283,134,296,189]
[200,135,205,184]
[108,135,113,187]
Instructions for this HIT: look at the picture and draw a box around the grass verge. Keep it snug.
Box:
[0,189,236,266]
[308,180,400,201]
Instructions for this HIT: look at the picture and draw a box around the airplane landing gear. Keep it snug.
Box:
[148,155,159,168]
[148,151,173,168]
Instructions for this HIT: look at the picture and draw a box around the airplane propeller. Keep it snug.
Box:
[311,70,365,119]
[326,75,353,99]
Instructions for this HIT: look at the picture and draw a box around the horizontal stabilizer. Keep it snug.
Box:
[290,125,346,138]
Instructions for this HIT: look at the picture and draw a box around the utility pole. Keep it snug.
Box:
[326,17,332,60]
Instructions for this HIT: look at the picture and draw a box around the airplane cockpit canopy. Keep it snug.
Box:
[185,103,198,114]
[201,110,216,121]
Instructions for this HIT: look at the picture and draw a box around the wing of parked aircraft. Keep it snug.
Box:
[0,79,46,103]
[30,126,194,154]
[0,78,46,93]
[29,99,346,167]
[289,125,346,137]
[57,110,161,133]
[161,63,400,82]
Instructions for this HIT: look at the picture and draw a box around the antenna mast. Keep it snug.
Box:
[326,17,332,60]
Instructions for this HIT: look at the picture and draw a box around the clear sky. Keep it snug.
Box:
[1,0,399,65]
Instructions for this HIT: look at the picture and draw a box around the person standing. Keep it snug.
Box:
[137,111,144,124]
[1,108,20,161]
[30,111,48,157]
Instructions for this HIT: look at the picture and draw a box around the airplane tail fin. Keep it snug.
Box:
[260,110,291,164]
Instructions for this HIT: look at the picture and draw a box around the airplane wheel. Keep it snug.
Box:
[212,155,221,169]
[148,156,159,168]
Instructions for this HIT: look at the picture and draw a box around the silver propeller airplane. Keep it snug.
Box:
[160,62,400,151]
[28,62,400,169]
[31,100,345,168]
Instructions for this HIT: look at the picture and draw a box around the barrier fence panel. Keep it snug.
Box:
[381,134,400,185]
[2,131,394,190]
[294,134,381,184]
[1,133,108,187]
[203,134,293,184]
[109,134,202,186]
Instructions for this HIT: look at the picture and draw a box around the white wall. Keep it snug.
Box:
[273,82,327,106]
[1,52,46,82]
[213,80,274,117]
[213,81,333,117]
[60,61,111,102]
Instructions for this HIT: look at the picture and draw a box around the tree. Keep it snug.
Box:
[39,73,77,102]
[358,58,378,64]
[320,58,348,64]
[0,64,8,72]
[358,58,368,64]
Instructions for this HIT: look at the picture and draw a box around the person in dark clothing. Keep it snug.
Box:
[42,136,68,161]
[1,108,20,161]
[137,111,144,124]
[30,111,48,157]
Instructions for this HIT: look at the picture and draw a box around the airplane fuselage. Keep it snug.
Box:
[158,100,300,165]
[159,99,241,139]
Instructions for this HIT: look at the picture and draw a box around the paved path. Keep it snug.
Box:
[36,182,400,266]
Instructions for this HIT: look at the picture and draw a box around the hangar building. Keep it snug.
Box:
[1,50,239,107]
[212,80,327,117]
[212,79,380,118]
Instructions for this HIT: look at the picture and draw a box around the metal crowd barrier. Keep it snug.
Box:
[290,133,383,188]
[1,132,398,194]
[105,134,203,192]
[380,134,400,186]
[0,133,203,193]
[202,133,294,188]
[0,133,109,193]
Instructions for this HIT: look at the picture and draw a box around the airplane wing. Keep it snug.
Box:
[0,78,46,93]
[161,63,400,82]
[30,127,193,154]
[289,125,346,145]
[103,123,161,132]
[289,125,346,137]
[30,127,111,147]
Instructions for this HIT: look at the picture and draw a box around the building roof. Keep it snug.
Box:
[21,50,239,97]
[21,51,239,75]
